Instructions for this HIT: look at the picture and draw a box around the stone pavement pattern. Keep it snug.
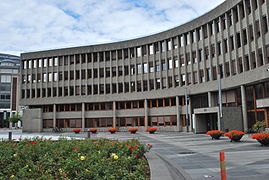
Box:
[1,130,269,180]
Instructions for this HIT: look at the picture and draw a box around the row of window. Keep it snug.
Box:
[22,0,267,70]
[39,97,183,113]
[43,115,178,128]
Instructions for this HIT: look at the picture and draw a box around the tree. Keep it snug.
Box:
[9,112,21,124]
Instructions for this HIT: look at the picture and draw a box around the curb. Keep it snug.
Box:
[146,151,193,180]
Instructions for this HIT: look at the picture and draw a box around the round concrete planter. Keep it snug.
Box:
[230,135,244,142]
[210,134,222,140]
[257,138,269,146]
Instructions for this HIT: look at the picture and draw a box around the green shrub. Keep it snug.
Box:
[252,121,266,133]
[0,138,151,179]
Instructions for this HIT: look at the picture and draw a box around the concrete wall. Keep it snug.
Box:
[223,107,243,132]
[22,108,42,132]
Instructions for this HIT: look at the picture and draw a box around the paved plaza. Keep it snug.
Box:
[1,130,269,180]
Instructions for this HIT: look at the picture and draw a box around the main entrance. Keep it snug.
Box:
[195,113,218,133]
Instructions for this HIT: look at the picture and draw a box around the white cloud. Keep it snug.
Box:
[0,0,225,56]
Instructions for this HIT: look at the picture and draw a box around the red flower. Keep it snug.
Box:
[128,128,139,132]
[251,133,269,140]
[224,130,245,139]
[147,144,153,147]
[206,130,224,135]
[72,147,78,151]
[72,128,81,132]
[135,154,139,158]
[107,128,118,132]
[146,128,157,132]
[30,141,37,144]
[63,174,68,178]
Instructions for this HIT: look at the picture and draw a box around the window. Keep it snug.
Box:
[192,51,197,64]
[33,60,37,68]
[137,64,142,74]
[149,44,154,55]
[244,55,250,71]
[238,57,243,73]
[49,58,53,67]
[38,59,42,68]
[199,70,205,83]
[43,73,47,82]
[53,72,58,81]
[174,56,179,68]
[54,57,58,66]
[262,16,268,34]
[161,60,166,71]
[155,61,160,72]
[0,75,11,82]
[161,41,165,52]
[143,63,148,73]
[236,33,241,48]
[167,40,172,50]
[168,58,173,69]
[43,59,47,67]
[137,47,141,57]
[231,60,236,75]
[48,73,53,82]
[206,68,211,81]
[149,62,154,73]
[156,79,160,89]
[118,66,122,76]
[255,20,261,37]
[181,74,186,86]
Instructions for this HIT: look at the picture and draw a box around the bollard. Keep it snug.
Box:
[220,152,227,180]
[8,132,12,141]
[87,131,91,139]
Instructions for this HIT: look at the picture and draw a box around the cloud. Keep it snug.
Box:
[0,0,225,56]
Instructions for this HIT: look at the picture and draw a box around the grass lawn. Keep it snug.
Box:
[0,138,151,179]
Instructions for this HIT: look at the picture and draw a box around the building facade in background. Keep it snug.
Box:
[21,0,269,132]
[0,53,20,128]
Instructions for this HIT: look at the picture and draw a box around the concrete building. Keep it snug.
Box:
[20,0,269,133]
[0,53,20,128]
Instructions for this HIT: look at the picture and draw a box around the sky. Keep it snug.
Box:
[0,0,225,56]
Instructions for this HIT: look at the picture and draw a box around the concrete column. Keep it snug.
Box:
[113,101,116,128]
[144,99,148,128]
[53,104,56,128]
[241,85,248,131]
[82,103,85,130]
[176,96,181,130]
[208,91,212,107]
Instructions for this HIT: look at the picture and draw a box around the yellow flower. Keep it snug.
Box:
[114,155,119,160]
[29,169,32,172]
[59,169,63,173]
[10,175,15,178]
[98,150,101,154]
[128,156,131,159]
[85,169,90,172]
[13,154,17,157]
[111,153,116,157]
[80,156,85,160]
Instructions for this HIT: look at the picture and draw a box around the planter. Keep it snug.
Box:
[110,131,116,134]
[91,131,97,134]
[149,131,155,134]
[257,138,269,146]
[74,131,80,134]
[130,131,137,134]
[210,134,221,140]
[230,135,243,142]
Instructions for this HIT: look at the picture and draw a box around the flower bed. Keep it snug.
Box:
[88,128,98,133]
[206,130,224,140]
[128,128,139,134]
[107,128,118,134]
[0,138,151,179]
[72,128,81,134]
[146,128,157,134]
[251,133,269,146]
[224,130,245,142]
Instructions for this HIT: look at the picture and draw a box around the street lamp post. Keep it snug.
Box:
[184,88,189,132]
[217,74,224,131]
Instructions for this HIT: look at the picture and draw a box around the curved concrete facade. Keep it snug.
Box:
[20,0,269,132]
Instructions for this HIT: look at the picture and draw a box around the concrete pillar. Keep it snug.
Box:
[176,96,181,130]
[82,103,85,130]
[53,104,56,128]
[113,101,116,128]
[208,91,212,107]
[144,99,148,128]
[241,85,248,131]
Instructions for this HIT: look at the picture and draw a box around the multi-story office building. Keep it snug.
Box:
[21,0,269,132]
[0,53,20,128]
